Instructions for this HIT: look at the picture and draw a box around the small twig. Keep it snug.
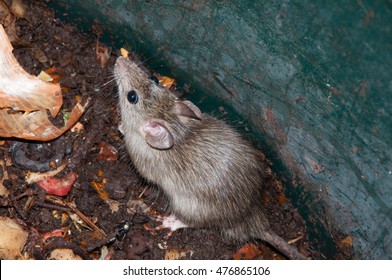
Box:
[9,191,27,219]
[14,189,35,200]
[45,195,107,237]
[34,201,71,212]
[64,201,107,237]
[138,186,149,198]
[288,235,303,245]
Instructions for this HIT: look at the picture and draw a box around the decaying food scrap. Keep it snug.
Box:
[0,24,87,141]
[38,171,78,196]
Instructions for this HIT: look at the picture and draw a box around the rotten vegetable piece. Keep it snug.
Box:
[0,25,88,141]
[38,171,78,196]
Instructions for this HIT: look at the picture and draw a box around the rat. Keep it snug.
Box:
[114,56,307,260]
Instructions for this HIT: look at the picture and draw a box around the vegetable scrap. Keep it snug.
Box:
[38,171,78,196]
[0,25,88,141]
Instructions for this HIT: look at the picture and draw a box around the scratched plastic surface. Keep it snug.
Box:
[51,0,392,259]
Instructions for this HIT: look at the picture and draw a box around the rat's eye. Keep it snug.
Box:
[150,76,159,85]
[127,90,139,104]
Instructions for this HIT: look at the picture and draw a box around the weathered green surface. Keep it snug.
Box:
[51,0,392,259]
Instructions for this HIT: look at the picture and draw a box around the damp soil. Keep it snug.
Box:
[0,0,326,260]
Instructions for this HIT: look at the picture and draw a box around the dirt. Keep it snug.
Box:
[0,0,320,260]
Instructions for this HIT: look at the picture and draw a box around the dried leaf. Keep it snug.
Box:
[233,243,261,260]
[90,180,109,200]
[156,74,175,89]
[0,25,88,141]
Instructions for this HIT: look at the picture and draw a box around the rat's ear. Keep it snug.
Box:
[143,119,174,149]
[174,100,202,121]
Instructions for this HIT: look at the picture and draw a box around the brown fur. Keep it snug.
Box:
[114,57,306,259]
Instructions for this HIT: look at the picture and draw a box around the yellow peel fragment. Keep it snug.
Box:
[120,48,129,59]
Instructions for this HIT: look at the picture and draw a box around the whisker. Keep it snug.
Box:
[101,77,116,87]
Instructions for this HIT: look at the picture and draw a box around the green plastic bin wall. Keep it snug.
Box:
[51,0,392,259]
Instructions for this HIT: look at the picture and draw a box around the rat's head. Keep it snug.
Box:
[114,56,202,150]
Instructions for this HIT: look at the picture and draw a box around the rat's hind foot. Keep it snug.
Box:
[155,214,188,235]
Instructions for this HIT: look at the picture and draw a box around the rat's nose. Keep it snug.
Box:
[115,56,127,68]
